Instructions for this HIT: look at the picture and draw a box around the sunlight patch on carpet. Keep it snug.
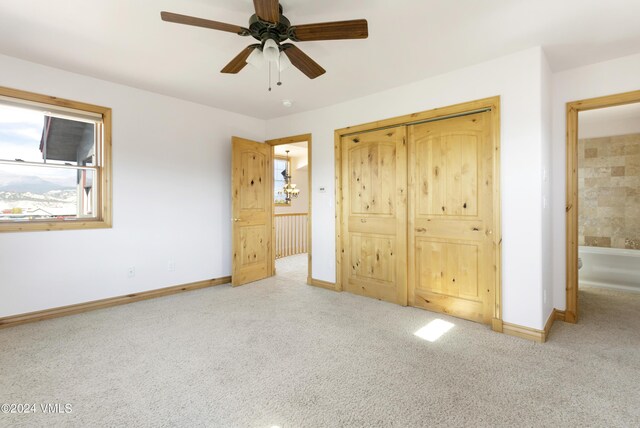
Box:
[414,319,455,342]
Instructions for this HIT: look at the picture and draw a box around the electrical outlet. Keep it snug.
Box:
[127,266,136,278]
[168,260,176,272]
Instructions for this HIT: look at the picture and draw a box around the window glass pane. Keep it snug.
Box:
[274,178,288,204]
[0,164,96,221]
[0,103,96,166]
[42,117,96,166]
[0,104,46,163]
[274,158,289,204]
[274,158,288,180]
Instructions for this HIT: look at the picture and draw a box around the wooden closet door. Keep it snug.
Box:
[340,127,407,305]
[408,112,495,323]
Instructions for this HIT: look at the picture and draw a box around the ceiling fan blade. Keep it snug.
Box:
[253,0,280,24]
[282,44,326,79]
[221,45,259,74]
[290,19,368,41]
[161,11,249,35]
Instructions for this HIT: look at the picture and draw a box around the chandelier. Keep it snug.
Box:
[279,150,300,202]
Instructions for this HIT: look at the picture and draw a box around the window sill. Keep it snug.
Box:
[0,219,112,233]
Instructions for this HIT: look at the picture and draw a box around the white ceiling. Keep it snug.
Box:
[274,141,307,158]
[1,0,640,119]
[580,102,640,123]
[579,101,640,139]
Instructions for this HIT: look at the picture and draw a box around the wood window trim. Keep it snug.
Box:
[565,89,640,323]
[0,86,112,233]
[334,96,502,329]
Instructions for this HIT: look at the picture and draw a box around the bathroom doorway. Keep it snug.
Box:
[566,90,640,323]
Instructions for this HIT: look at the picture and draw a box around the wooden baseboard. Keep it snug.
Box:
[498,308,564,344]
[543,309,556,341]
[308,278,337,291]
[554,309,566,322]
[0,276,231,329]
[502,321,546,343]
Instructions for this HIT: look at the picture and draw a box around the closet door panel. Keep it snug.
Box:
[408,112,495,324]
[341,127,407,305]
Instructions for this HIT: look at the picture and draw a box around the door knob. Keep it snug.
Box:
[233,218,241,222]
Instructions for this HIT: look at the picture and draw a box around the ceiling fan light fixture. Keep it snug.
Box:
[263,38,280,63]
[246,47,264,68]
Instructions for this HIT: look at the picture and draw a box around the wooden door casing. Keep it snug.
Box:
[231,137,272,286]
[340,127,407,305]
[408,111,495,324]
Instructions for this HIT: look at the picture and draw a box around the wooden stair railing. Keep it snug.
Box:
[275,213,308,258]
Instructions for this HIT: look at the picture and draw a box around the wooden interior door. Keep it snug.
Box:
[408,112,496,323]
[340,127,407,304]
[231,137,272,286]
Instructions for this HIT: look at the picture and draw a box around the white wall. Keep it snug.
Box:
[541,51,554,323]
[267,47,548,329]
[0,54,265,317]
[551,52,640,311]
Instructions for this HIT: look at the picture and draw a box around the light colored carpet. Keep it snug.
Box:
[275,253,308,283]
[0,278,638,427]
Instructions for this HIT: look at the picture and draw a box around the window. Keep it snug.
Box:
[0,86,112,232]
[274,156,290,205]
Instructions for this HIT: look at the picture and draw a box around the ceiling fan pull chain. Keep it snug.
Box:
[277,54,282,86]
[268,62,272,91]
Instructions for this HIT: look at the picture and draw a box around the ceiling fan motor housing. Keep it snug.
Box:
[249,6,291,46]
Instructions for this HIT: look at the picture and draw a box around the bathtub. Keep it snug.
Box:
[579,246,640,292]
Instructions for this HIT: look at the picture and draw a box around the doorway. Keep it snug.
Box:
[565,89,640,323]
[267,134,312,285]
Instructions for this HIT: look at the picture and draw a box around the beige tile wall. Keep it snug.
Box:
[578,133,640,250]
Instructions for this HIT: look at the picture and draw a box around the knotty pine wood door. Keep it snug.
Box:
[407,112,495,323]
[231,137,272,286]
[340,127,407,305]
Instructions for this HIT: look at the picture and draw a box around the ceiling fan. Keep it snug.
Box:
[160,0,368,80]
